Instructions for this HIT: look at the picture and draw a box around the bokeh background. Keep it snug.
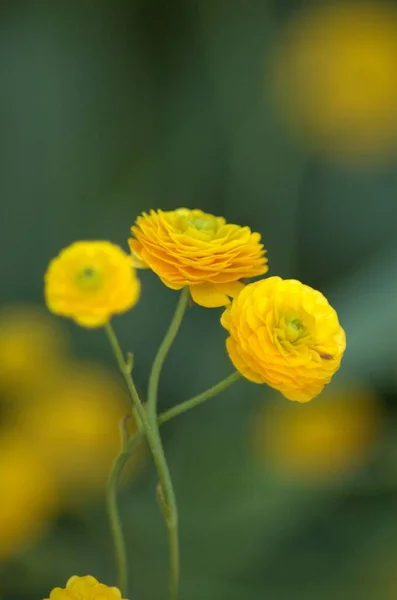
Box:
[1,1,397,598]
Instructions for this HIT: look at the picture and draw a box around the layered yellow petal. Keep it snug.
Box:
[221,277,346,402]
[129,208,268,307]
[44,241,140,328]
[44,575,125,600]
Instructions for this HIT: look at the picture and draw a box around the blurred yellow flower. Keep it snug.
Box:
[19,363,143,500]
[273,1,397,162]
[44,575,125,600]
[44,241,140,327]
[0,433,58,561]
[251,384,382,479]
[221,277,346,402]
[0,305,67,394]
[129,208,268,307]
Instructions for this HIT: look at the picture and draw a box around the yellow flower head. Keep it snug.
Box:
[272,1,397,162]
[129,208,268,307]
[44,241,140,327]
[251,384,382,480]
[221,276,346,402]
[44,575,125,600]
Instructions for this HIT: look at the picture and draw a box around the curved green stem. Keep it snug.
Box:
[158,371,241,424]
[147,288,190,421]
[105,312,240,600]
[108,370,241,461]
[104,325,142,431]
[105,323,181,600]
[145,290,190,600]
[152,422,179,600]
[106,434,143,596]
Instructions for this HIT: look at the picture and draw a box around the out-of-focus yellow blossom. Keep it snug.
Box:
[251,385,382,479]
[19,363,143,500]
[43,575,126,600]
[0,433,58,561]
[0,305,67,394]
[129,208,268,307]
[221,277,346,402]
[44,241,140,327]
[272,1,397,162]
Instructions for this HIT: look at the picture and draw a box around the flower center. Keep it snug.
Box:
[285,318,305,343]
[76,265,102,290]
[276,315,310,347]
[189,217,216,232]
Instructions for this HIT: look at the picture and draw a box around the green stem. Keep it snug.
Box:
[106,434,142,596]
[147,288,190,421]
[104,326,141,431]
[105,369,240,595]
[158,371,241,425]
[108,370,241,463]
[105,323,180,600]
[146,290,190,600]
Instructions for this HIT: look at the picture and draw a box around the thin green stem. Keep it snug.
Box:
[145,290,190,600]
[105,368,240,596]
[147,288,190,421]
[104,325,141,430]
[109,371,241,461]
[153,425,179,600]
[105,322,180,600]
[158,371,241,425]
[106,434,142,596]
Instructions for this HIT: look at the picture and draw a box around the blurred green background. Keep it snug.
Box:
[1,1,397,598]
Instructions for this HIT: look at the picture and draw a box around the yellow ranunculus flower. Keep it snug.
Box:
[0,433,58,561]
[44,241,140,327]
[273,1,397,162]
[221,277,346,402]
[251,384,382,480]
[44,575,125,600]
[129,208,268,307]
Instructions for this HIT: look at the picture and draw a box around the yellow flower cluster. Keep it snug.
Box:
[0,307,142,561]
[44,575,125,600]
[37,208,347,597]
[221,277,346,402]
[43,209,345,402]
